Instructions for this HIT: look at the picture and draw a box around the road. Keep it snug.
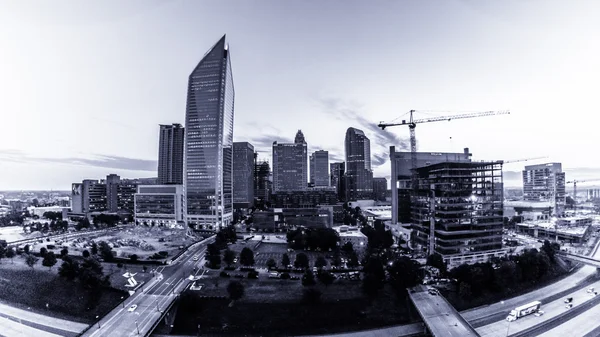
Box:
[0,302,88,337]
[81,236,214,337]
[537,298,600,337]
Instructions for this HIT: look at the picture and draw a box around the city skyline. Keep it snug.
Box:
[3,0,600,190]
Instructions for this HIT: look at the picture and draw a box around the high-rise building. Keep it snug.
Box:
[344,128,373,201]
[310,150,329,187]
[272,130,308,192]
[330,162,345,201]
[106,174,120,212]
[184,35,235,230]
[233,142,255,208]
[70,175,139,215]
[372,177,388,201]
[412,161,505,267]
[389,146,472,224]
[522,163,566,214]
[254,160,272,202]
[158,123,184,185]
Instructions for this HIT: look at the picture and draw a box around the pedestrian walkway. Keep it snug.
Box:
[0,302,87,334]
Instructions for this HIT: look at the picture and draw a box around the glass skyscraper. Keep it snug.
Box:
[184,35,234,230]
[344,127,373,201]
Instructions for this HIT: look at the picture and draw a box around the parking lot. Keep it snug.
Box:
[229,241,332,268]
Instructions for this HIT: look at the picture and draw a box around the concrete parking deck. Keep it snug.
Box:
[408,285,480,337]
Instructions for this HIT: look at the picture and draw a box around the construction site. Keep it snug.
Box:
[410,161,506,267]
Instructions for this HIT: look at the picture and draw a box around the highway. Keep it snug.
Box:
[538,300,600,337]
[81,236,214,337]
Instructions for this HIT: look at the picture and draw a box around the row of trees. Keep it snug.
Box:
[286,228,340,251]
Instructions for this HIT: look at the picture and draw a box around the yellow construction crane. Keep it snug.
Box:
[378,110,510,188]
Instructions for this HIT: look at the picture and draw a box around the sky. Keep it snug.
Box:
[1,0,600,190]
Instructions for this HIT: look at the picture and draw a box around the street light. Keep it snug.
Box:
[135,320,140,334]
[121,296,125,308]
[95,315,101,328]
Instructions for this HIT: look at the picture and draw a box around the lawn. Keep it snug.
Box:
[172,273,411,336]
[0,263,126,323]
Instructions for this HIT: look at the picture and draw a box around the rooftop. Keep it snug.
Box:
[504,200,553,208]
[517,221,589,235]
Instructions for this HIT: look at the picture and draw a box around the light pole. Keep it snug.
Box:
[121,296,125,308]
[95,315,101,328]
[135,320,140,334]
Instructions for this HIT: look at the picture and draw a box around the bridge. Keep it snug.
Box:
[408,285,480,337]
[556,251,600,268]
[79,235,214,337]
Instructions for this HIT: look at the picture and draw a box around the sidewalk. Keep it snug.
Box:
[0,316,64,337]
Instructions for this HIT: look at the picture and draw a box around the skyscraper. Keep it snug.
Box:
[272,130,308,192]
[158,123,184,185]
[522,163,565,214]
[372,177,387,201]
[184,35,235,230]
[344,127,373,201]
[233,142,255,208]
[330,162,345,201]
[310,150,329,187]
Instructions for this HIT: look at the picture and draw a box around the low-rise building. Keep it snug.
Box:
[515,220,592,244]
[333,225,367,253]
[134,185,184,228]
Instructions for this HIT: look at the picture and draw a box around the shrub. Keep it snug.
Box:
[220,271,231,278]
[247,270,259,279]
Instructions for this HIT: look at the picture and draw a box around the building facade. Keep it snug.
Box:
[272,130,308,192]
[233,142,255,208]
[330,162,345,202]
[310,150,329,187]
[184,35,235,230]
[158,123,184,185]
[389,146,472,224]
[134,185,184,227]
[412,161,505,263]
[522,163,566,214]
[372,177,387,201]
[271,187,337,208]
[70,175,140,215]
[254,160,272,202]
[344,128,373,201]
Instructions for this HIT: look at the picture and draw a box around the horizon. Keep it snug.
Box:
[3,0,600,190]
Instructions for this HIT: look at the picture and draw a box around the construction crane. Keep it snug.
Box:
[566,179,600,209]
[378,109,510,256]
[502,156,548,164]
[378,110,511,189]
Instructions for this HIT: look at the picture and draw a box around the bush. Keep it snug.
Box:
[247,270,259,279]
[220,271,231,278]
[280,272,291,280]
[224,266,237,271]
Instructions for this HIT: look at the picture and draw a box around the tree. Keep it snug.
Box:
[388,256,423,297]
[98,241,114,262]
[79,257,109,289]
[25,254,39,269]
[130,254,139,262]
[332,249,342,267]
[459,282,472,299]
[0,245,5,262]
[342,242,354,254]
[315,256,328,269]
[42,251,58,270]
[60,248,69,258]
[302,270,316,286]
[317,271,335,287]
[58,256,80,280]
[282,253,291,268]
[266,258,277,270]
[426,253,447,274]
[240,247,255,266]
[39,247,48,257]
[24,245,30,254]
[294,253,309,269]
[91,243,98,255]
[5,247,15,264]
[223,249,236,267]
[82,250,90,258]
[227,280,245,304]
[347,251,360,268]
[362,273,382,297]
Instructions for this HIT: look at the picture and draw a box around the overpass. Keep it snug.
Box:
[79,235,214,337]
[556,251,600,268]
[408,285,480,337]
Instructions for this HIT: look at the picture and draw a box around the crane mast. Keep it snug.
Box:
[378,109,510,256]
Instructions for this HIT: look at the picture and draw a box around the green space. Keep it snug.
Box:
[0,265,126,323]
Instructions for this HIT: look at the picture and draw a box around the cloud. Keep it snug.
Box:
[313,96,409,169]
[0,149,157,172]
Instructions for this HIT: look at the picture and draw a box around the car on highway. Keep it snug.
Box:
[587,287,595,293]
[565,303,573,309]
[534,310,544,317]
[128,304,138,312]
[564,297,573,303]
[193,256,199,261]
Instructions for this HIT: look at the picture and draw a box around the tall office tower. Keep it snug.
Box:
[330,162,345,201]
[254,160,272,202]
[106,174,121,212]
[233,142,255,209]
[372,177,387,201]
[272,130,308,192]
[310,150,329,187]
[184,35,235,230]
[522,163,566,214]
[344,127,373,201]
[158,123,184,185]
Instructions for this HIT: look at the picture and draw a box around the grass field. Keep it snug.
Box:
[173,281,411,336]
[0,263,126,323]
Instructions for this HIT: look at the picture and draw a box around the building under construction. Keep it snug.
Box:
[411,161,505,267]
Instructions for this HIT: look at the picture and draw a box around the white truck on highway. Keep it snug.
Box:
[506,300,542,322]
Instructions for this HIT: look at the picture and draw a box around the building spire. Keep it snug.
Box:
[294,130,306,144]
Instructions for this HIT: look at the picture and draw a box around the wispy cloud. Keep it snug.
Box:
[0,149,156,172]
[313,96,409,169]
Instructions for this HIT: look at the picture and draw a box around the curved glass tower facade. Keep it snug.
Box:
[184,35,234,230]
